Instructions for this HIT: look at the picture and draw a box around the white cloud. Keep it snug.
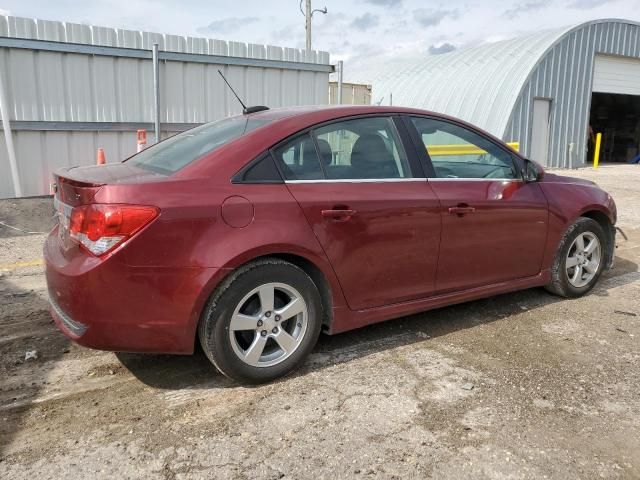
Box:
[568,0,611,8]
[350,12,380,31]
[413,8,458,27]
[428,42,456,55]
[503,0,551,19]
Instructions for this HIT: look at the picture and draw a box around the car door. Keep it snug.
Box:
[273,115,442,311]
[405,115,549,293]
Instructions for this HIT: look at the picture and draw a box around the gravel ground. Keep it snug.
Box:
[0,165,638,479]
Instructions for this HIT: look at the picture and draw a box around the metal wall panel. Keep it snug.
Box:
[328,82,372,105]
[506,20,640,167]
[0,14,331,198]
[593,54,640,94]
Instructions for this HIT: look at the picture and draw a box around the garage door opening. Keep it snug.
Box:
[588,93,640,164]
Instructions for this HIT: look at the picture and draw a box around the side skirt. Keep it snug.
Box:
[328,270,551,334]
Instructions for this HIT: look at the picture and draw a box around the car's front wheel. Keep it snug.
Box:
[198,258,323,383]
[545,217,607,297]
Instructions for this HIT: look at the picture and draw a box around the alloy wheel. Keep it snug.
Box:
[228,282,308,367]
[565,231,601,288]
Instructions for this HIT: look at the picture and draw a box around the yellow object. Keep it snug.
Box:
[0,259,43,271]
[593,132,602,168]
[428,142,520,156]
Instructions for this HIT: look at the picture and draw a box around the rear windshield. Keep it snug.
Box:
[127,116,270,174]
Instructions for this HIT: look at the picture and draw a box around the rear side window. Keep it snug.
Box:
[233,153,282,183]
[273,134,324,180]
[128,116,270,174]
[312,117,412,179]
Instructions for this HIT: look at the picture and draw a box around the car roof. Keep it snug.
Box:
[243,105,513,156]
[247,105,439,123]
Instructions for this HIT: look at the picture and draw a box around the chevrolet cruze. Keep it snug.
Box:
[45,106,617,383]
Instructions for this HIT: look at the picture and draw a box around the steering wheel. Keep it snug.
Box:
[483,166,507,178]
[435,166,458,178]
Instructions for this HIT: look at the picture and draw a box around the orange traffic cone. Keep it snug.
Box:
[137,129,147,153]
[96,148,106,165]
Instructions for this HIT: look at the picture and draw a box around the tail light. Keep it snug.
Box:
[69,204,158,256]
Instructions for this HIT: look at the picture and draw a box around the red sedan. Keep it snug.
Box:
[45,106,617,383]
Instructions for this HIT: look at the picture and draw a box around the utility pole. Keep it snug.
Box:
[301,0,327,52]
[305,0,312,52]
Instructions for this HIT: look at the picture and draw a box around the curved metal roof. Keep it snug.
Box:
[345,20,636,138]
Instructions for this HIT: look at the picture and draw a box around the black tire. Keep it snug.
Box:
[545,217,607,298]
[198,258,323,384]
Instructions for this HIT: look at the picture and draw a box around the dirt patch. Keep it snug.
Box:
[0,197,54,238]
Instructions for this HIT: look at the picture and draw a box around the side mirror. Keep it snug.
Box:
[523,159,544,182]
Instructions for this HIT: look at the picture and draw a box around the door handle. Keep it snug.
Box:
[321,208,356,221]
[448,205,476,216]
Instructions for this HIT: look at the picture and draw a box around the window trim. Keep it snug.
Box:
[284,178,428,184]
[402,114,525,181]
[269,114,427,183]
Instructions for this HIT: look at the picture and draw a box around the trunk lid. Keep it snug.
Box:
[52,163,165,253]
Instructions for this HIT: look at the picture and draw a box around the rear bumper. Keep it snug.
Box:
[49,294,88,337]
[44,231,226,354]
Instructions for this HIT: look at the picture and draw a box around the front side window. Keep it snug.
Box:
[312,117,412,179]
[128,116,270,174]
[410,117,518,179]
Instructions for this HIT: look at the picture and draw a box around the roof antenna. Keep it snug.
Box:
[217,69,269,115]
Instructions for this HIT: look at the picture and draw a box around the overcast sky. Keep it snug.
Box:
[1,0,639,70]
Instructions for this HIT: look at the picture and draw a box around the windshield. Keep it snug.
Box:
[127,116,270,174]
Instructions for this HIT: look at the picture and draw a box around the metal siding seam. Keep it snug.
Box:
[576,28,589,167]
[583,27,598,165]
[549,46,561,167]
[541,55,549,97]
[515,98,522,147]
[564,32,578,168]
[560,39,572,168]
[522,82,531,156]
[574,27,591,167]
[597,23,604,53]
[607,23,614,52]
[61,51,71,121]
[554,45,564,168]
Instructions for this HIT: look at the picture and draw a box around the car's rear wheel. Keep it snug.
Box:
[198,258,322,383]
[545,217,607,297]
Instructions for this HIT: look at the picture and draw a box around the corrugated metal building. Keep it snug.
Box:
[0,15,332,199]
[346,19,640,168]
[328,81,372,105]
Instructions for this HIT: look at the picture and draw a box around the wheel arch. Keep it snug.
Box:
[579,208,616,268]
[259,253,333,332]
[191,247,341,347]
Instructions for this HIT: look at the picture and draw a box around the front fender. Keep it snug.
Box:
[539,181,616,271]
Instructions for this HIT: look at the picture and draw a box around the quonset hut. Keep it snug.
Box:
[349,19,640,168]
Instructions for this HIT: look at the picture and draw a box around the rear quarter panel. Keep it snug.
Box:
[93,179,347,336]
